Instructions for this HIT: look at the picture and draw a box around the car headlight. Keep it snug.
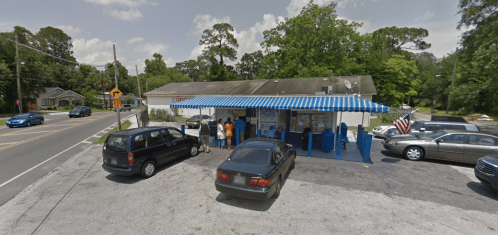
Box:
[6,121,10,124]
[388,141,397,145]
[19,120,25,123]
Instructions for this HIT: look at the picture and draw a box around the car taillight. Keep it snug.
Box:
[216,172,230,181]
[128,152,134,164]
[249,178,270,187]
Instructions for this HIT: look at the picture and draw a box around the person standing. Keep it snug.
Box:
[302,126,311,151]
[265,126,276,138]
[217,119,226,149]
[234,117,246,143]
[225,117,234,150]
[199,119,210,153]
[274,126,283,139]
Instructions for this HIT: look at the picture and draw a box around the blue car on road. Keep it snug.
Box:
[6,112,44,128]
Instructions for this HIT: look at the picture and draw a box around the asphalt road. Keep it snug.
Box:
[0,110,139,206]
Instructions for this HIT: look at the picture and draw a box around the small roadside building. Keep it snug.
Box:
[144,76,388,152]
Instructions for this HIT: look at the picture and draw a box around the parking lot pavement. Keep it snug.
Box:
[1,138,498,234]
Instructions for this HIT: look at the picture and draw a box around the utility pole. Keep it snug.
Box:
[146,80,148,92]
[446,47,458,114]
[101,73,107,110]
[113,44,121,130]
[136,65,144,127]
[15,35,22,113]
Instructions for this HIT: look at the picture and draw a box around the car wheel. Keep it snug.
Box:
[40,119,44,124]
[140,161,156,178]
[89,113,91,116]
[273,177,281,199]
[9,126,13,128]
[27,121,31,127]
[189,144,198,157]
[290,159,295,170]
[404,146,424,161]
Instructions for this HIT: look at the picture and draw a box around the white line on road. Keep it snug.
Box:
[0,115,136,189]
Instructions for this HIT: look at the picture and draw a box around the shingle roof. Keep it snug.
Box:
[144,76,376,97]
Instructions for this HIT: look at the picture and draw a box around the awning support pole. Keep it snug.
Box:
[362,112,365,126]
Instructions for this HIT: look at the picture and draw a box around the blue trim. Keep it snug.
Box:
[170,96,389,113]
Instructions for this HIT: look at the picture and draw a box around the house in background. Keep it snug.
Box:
[97,93,140,109]
[36,87,85,110]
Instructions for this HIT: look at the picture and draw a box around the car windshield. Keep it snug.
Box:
[72,107,82,111]
[419,131,448,140]
[105,135,129,152]
[191,115,201,119]
[227,148,271,166]
[12,114,29,118]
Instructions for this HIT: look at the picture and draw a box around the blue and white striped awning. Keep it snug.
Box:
[170,96,389,113]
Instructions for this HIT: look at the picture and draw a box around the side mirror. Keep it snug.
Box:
[435,139,442,144]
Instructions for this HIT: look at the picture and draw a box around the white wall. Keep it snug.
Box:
[147,96,213,117]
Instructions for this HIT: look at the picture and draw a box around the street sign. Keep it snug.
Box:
[113,100,122,108]
[110,87,123,99]
[16,99,19,105]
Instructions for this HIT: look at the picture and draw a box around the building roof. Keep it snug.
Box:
[143,76,376,97]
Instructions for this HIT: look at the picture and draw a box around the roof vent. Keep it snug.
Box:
[273,80,279,83]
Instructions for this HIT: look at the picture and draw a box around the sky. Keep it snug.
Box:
[1,0,465,75]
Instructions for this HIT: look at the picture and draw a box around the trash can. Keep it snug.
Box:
[321,129,334,152]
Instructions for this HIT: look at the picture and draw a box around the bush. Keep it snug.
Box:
[418,102,426,107]
[380,111,402,124]
[149,108,156,120]
[430,108,437,114]
[457,107,468,115]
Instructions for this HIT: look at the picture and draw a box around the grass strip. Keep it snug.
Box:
[93,120,132,144]
[0,120,6,126]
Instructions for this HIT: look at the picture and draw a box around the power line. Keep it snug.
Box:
[0,34,106,67]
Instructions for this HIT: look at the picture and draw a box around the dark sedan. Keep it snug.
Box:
[475,155,498,191]
[6,112,44,128]
[186,115,212,128]
[69,106,91,118]
[383,130,498,164]
[215,138,296,200]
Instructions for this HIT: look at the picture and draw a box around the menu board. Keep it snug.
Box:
[295,113,326,132]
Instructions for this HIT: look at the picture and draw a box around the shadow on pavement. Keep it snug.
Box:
[215,169,293,211]
[381,158,401,163]
[467,182,498,201]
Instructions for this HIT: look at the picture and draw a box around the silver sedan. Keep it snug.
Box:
[383,130,498,164]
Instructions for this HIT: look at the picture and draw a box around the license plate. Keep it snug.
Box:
[233,175,246,185]
[111,159,117,165]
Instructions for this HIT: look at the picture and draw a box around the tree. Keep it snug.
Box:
[371,26,431,55]
[145,53,167,76]
[199,23,238,80]
[375,55,419,106]
[261,1,363,78]
[36,26,76,64]
[236,50,264,79]
[124,96,135,104]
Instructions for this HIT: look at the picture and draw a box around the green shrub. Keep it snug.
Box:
[380,111,402,124]
[457,107,468,115]
[149,108,156,120]
[419,102,426,107]
[430,108,437,114]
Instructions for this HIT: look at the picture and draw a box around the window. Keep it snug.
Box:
[106,135,129,152]
[149,129,167,146]
[274,145,284,163]
[134,133,148,150]
[425,124,440,131]
[469,135,498,146]
[446,125,466,131]
[42,98,50,106]
[227,148,271,166]
[439,134,466,144]
[168,129,184,140]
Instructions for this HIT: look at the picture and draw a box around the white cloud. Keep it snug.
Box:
[127,37,144,44]
[84,0,156,21]
[56,25,81,35]
[189,44,205,60]
[72,38,117,66]
[414,11,435,22]
[134,42,169,56]
[103,8,142,21]
[192,14,231,35]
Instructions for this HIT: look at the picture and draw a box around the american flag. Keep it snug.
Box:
[393,113,411,134]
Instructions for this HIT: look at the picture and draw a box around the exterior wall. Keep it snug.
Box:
[147,96,214,117]
[336,95,372,127]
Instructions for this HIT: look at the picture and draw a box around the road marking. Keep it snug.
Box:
[0,141,21,145]
[1,130,55,136]
[0,114,114,151]
[0,114,135,189]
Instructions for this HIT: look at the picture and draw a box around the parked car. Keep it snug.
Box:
[385,121,480,139]
[6,112,44,128]
[115,104,132,112]
[186,115,212,128]
[383,130,498,164]
[215,138,296,200]
[474,155,498,191]
[102,127,199,178]
[69,106,91,118]
[399,104,411,110]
